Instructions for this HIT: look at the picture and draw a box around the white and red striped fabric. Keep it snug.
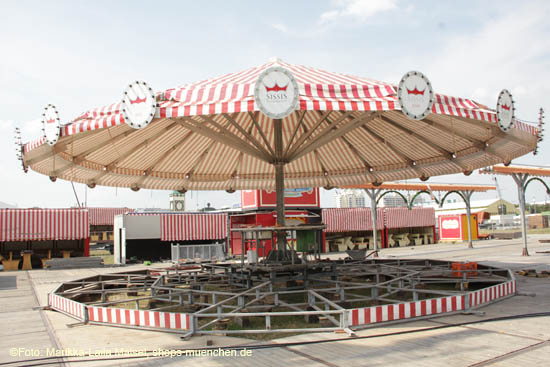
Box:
[348,294,465,326]
[49,293,86,321]
[23,137,46,153]
[87,207,134,226]
[22,59,538,154]
[87,306,191,330]
[160,213,228,241]
[469,280,516,308]
[0,208,89,242]
[322,208,385,232]
[384,207,435,229]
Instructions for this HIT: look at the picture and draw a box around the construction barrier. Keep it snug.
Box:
[348,294,465,326]
[49,293,86,321]
[469,280,516,308]
[87,306,192,331]
[347,278,516,327]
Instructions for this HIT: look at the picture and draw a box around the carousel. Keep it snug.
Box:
[15,58,541,336]
[16,58,541,259]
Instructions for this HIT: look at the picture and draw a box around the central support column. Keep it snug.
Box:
[275,162,286,250]
[274,119,287,254]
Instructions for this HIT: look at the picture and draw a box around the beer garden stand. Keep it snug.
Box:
[17,58,540,262]
[343,183,496,252]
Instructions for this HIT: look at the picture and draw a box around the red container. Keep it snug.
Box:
[451,262,478,277]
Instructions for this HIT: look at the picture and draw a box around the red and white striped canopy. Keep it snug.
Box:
[384,207,435,229]
[160,213,227,242]
[0,208,89,242]
[87,207,134,226]
[322,208,385,232]
[22,59,538,190]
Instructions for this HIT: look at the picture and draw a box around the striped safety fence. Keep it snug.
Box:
[87,306,192,331]
[347,279,517,327]
[469,279,516,308]
[49,293,86,322]
[348,294,465,327]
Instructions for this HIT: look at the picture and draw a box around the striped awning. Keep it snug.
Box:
[87,207,134,226]
[21,59,539,191]
[0,208,89,241]
[384,207,435,229]
[160,213,227,241]
[322,208,385,232]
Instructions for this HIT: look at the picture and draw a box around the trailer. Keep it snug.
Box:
[114,212,228,264]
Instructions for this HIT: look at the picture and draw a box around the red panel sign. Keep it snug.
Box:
[241,188,320,210]
[438,215,462,240]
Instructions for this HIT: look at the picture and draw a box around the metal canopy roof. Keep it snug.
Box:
[20,58,538,191]
[480,164,550,177]
[341,182,496,192]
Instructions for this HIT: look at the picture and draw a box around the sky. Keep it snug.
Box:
[1,0,550,210]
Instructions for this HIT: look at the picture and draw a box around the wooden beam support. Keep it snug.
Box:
[289,112,376,162]
[360,124,422,173]
[179,117,272,162]
[90,120,181,181]
[222,113,273,158]
[379,115,467,171]
[285,110,334,159]
[422,116,510,161]
[248,112,276,158]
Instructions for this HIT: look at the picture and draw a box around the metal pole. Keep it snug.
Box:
[461,191,474,248]
[274,119,286,254]
[512,173,529,256]
[365,189,381,257]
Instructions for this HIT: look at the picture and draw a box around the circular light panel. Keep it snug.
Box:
[397,71,434,120]
[42,104,61,146]
[254,66,299,119]
[121,81,157,129]
[496,89,515,132]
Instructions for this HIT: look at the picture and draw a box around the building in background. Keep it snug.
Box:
[379,193,407,208]
[335,190,365,208]
[169,191,186,211]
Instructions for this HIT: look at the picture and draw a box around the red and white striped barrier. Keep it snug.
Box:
[348,295,465,327]
[348,279,517,327]
[49,293,86,321]
[87,306,192,331]
[469,280,516,308]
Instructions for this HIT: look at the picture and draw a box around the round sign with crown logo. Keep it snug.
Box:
[42,104,61,146]
[397,71,434,120]
[121,81,157,129]
[255,66,299,119]
[496,89,515,132]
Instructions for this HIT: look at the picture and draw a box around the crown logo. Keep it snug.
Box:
[407,87,425,96]
[501,104,511,111]
[130,97,147,104]
[46,119,56,124]
[265,83,288,92]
